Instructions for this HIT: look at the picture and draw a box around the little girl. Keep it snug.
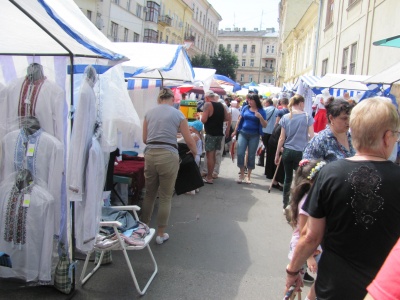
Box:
[288,159,326,300]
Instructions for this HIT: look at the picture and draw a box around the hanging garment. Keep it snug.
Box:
[67,79,97,202]
[4,76,66,143]
[0,82,6,144]
[0,128,64,237]
[0,177,55,283]
[75,137,106,252]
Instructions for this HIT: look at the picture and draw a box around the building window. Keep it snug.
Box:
[250,59,254,67]
[242,59,246,67]
[200,11,202,23]
[243,44,247,53]
[342,47,349,74]
[266,45,270,54]
[145,1,159,23]
[326,0,334,27]
[251,45,256,53]
[263,76,267,83]
[86,10,92,21]
[111,22,118,42]
[240,74,244,81]
[271,45,275,53]
[133,32,139,42]
[127,0,131,10]
[143,28,158,43]
[265,60,269,67]
[234,44,239,53]
[321,58,328,76]
[227,44,231,51]
[112,0,119,4]
[136,4,142,18]
[124,28,129,42]
[249,75,253,82]
[349,43,357,75]
[196,8,198,21]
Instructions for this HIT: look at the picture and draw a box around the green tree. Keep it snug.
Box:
[211,45,239,81]
[190,53,213,68]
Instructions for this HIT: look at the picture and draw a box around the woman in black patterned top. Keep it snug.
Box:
[285,97,400,300]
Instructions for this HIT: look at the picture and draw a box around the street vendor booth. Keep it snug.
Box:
[0,0,158,297]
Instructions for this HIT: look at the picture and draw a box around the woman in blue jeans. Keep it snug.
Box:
[232,94,267,183]
[275,94,314,210]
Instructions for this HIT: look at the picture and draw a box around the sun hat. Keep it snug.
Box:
[188,120,203,132]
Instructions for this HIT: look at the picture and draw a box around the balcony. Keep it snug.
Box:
[262,67,275,73]
[158,15,172,27]
[184,35,195,41]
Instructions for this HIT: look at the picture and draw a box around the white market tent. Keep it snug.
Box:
[311,73,369,97]
[192,67,216,92]
[113,42,195,82]
[1,0,127,78]
[0,0,128,293]
[363,61,400,85]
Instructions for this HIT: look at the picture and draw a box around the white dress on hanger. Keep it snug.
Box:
[0,176,55,282]
[75,137,106,252]
[67,79,97,202]
[4,76,66,143]
[0,129,64,237]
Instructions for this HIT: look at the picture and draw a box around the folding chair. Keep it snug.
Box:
[80,205,158,295]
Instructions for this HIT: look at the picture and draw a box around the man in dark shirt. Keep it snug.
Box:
[201,90,229,184]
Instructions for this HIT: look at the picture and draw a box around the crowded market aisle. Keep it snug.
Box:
[0,154,311,299]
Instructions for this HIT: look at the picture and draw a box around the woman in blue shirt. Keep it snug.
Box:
[232,94,267,183]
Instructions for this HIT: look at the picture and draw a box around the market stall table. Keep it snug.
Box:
[113,156,145,205]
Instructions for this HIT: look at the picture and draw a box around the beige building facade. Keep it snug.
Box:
[218,28,279,85]
[277,0,400,86]
[280,1,319,85]
[182,0,222,58]
[157,0,192,45]
[75,0,146,42]
[316,0,400,77]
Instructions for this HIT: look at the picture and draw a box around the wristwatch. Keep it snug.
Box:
[286,265,300,276]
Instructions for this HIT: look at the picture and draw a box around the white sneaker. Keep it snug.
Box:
[155,233,169,245]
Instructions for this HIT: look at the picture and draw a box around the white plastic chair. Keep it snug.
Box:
[80,205,158,295]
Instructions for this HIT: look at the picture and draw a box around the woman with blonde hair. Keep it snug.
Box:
[285,97,400,300]
[275,94,314,211]
[141,88,197,245]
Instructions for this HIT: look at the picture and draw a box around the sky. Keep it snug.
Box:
[207,0,281,31]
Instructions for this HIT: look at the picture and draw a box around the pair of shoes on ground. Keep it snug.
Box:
[201,173,218,179]
[237,176,251,184]
[272,183,283,191]
[303,271,315,283]
[155,233,169,245]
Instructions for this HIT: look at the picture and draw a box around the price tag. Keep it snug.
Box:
[23,194,31,207]
[26,143,35,157]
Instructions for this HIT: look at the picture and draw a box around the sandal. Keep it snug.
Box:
[236,175,244,184]
[203,177,213,184]
[245,178,252,184]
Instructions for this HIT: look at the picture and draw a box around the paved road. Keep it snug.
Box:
[1,155,312,300]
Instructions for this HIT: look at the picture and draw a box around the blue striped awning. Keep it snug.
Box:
[282,82,294,92]
[127,79,162,90]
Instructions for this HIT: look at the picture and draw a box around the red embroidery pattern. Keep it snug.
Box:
[18,77,46,117]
